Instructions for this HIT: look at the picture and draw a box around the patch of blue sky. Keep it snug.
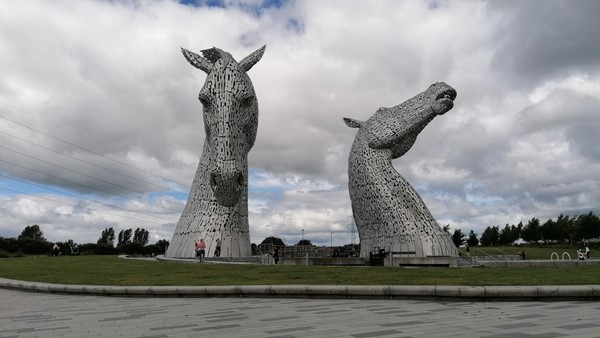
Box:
[0,177,72,197]
[180,0,290,11]
[286,18,304,33]
[247,168,286,198]
[465,193,504,206]
[428,189,454,201]
[147,190,188,202]
[180,0,304,35]
[248,182,285,200]
[425,0,449,10]
[179,0,225,8]
[462,182,504,206]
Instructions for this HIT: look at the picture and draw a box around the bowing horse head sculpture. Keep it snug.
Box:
[166,46,265,258]
[344,82,459,258]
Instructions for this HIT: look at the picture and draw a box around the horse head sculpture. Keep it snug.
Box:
[181,46,265,207]
[343,82,459,258]
[166,46,265,258]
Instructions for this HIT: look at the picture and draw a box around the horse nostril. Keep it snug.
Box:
[209,173,217,189]
[236,172,244,186]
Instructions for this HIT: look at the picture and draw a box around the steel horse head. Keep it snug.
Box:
[181,46,265,207]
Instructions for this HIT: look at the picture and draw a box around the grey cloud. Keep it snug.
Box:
[2,0,600,245]
[489,0,600,88]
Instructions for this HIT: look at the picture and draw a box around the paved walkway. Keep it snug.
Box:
[3,278,600,301]
[2,287,600,338]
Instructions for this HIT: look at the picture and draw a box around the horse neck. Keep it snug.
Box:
[348,129,395,178]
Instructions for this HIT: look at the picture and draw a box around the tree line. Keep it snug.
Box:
[0,225,169,257]
[449,211,600,247]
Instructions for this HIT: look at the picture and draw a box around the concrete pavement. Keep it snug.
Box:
[1,277,600,301]
[2,287,600,337]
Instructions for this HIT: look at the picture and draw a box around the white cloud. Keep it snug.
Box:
[1,0,599,246]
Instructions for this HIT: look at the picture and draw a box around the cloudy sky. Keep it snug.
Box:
[1,0,599,247]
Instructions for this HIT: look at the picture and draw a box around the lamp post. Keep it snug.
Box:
[301,228,304,244]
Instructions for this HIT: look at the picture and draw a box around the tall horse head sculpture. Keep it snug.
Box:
[183,46,264,207]
[344,82,459,258]
[166,45,265,258]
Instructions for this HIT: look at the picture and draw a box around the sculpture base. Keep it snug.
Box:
[394,256,458,267]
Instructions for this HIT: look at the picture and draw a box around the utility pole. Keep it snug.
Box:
[348,216,356,245]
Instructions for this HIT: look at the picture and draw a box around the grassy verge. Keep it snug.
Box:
[0,256,599,286]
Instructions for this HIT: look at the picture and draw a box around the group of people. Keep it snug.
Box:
[578,243,591,260]
[193,239,281,264]
[194,238,221,262]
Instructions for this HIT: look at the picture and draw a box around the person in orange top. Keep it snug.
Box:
[195,239,206,262]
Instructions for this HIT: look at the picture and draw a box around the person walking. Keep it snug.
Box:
[214,239,221,257]
[195,239,206,262]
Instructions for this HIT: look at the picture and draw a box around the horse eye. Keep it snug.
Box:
[240,96,254,107]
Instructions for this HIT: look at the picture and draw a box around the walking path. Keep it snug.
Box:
[1,277,599,301]
[2,287,600,338]
[2,255,599,337]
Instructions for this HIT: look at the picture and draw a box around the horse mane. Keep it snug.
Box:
[201,47,234,64]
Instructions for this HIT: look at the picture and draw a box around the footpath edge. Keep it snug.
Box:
[1,277,599,301]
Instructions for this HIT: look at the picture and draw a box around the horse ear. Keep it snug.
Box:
[181,47,212,73]
[343,118,363,128]
[239,45,266,72]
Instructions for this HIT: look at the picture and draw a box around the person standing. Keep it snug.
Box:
[273,247,280,265]
[585,243,591,259]
[195,239,206,262]
[214,239,221,257]
[52,243,60,256]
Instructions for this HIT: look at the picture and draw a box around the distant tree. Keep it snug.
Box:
[155,239,170,253]
[97,227,115,246]
[297,239,312,246]
[541,218,560,243]
[555,214,574,244]
[133,228,149,246]
[498,224,520,245]
[121,242,144,255]
[466,230,479,247]
[260,236,285,246]
[479,226,499,246]
[117,229,132,247]
[93,243,119,255]
[18,225,46,242]
[521,218,541,243]
[575,212,600,242]
[442,224,451,234]
[451,229,466,247]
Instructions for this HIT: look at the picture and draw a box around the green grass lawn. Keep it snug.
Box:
[1,255,599,286]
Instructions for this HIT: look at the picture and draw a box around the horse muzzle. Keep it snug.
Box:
[209,169,244,207]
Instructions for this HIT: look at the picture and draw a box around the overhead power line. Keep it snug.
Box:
[0,186,175,226]
[0,144,152,196]
[0,158,183,213]
[0,129,180,192]
[0,173,177,222]
[0,106,190,188]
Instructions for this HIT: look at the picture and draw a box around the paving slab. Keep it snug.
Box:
[4,288,600,338]
[1,277,599,301]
